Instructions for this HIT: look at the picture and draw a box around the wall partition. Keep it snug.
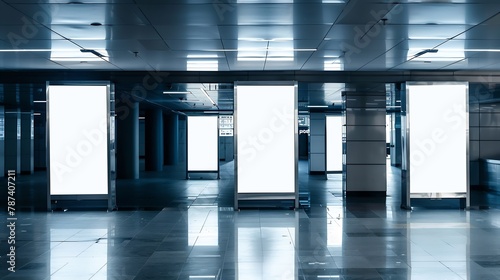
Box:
[234,82,298,209]
[403,82,469,208]
[47,83,116,211]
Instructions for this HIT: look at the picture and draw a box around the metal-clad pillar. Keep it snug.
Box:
[145,109,164,171]
[309,112,326,174]
[343,90,387,196]
[116,101,139,179]
[164,113,179,166]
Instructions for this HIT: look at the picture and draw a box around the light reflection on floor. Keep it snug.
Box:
[2,160,500,279]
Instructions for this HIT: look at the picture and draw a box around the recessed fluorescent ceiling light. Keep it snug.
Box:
[163,91,191,94]
[203,48,316,52]
[187,60,218,71]
[50,49,109,62]
[307,105,329,108]
[0,49,52,52]
[324,61,343,71]
[200,87,218,106]
[462,49,500,52]
[187,54,219,58]
[407,48,464,62]
[237,38,293,42]
[237,57,294,61]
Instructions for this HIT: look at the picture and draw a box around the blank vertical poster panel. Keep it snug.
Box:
[408,83,468,194]
[326,115,343,172]
[187,115,218,171]
[48,85,108,195]
[236,85,295,193]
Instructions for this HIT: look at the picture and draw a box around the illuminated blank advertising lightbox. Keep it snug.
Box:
[236,84,296,194]
[326,115,343,172]
[187,116,219,172]
[407,83,468,195]
[48,85,109,195]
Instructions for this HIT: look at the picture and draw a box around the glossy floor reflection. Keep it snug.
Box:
[1,161,500,279]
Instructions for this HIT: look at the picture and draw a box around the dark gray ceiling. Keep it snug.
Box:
[1,0,500,71]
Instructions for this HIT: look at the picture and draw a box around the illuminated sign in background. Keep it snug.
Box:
[219,115,233,137]
[407,83,468,194]
[48,85,108,195]
[326,115,343,172]
[187,116,219,171]
[236,85,296,194]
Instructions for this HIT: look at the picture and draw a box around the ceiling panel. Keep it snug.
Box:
[335,2,400,25]
[138,4,222,25]
[0,1,37,25]
[0,1,499,71]
[458,24,500,40]
[218,24,331,40]
[235,4,294,25]
[156,25,221,40]
[0,24,61,42]
[164,40,224,51]
[10,3,148,25]
[358,55,403,71]
[0,56,66,70]
[385,3,500,25]
[49,25,161,40]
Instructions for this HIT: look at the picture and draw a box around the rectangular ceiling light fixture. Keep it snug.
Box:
[200,87,218,107]
[0,49,52,52]
[203,48,316,52]
[163,91,192,94]
[187,60,218,71]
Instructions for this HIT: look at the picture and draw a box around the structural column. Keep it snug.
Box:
[145,108,163,171]
[20,112,34,174]
[309,112,326,174]
[20,84,34,174]
[163,113,178,166]
[4,84,20,174]
[116,101,139,179]
[0,105,4,177]
[390,83,403,167]
[343,90,387,195]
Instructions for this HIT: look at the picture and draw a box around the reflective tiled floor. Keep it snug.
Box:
[1,161,500,279]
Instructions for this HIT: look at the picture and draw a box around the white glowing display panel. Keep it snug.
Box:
[407,83,468,194]
[48,85,108,195]
[326,115,343,172]
[187,116,219,172]
[236,84,296,194]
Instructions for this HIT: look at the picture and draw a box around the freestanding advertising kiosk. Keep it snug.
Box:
[234,82,298,209]
[403,82,469,209]
[46,82,116,211]
[326,115,343,173]
[187,115,219,179]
